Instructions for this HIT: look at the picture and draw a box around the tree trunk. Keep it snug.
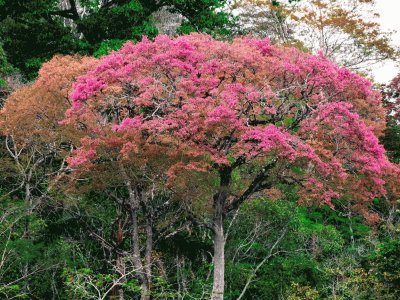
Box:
[144,213,153,299]
[22,181,32,294]
[211,168,231,300]
[116,254,125,300]
[121,165,152,300]
[129,206,150,300]
[211,194,226,300]
[116,218,125,300]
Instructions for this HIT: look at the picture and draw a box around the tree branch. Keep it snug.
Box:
[226,160,276,213]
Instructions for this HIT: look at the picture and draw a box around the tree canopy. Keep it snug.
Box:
[231,0,398,70]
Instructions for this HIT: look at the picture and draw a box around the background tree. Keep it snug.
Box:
[0,44,21,104]
[381,73,400,163]
[0,55,96,295]
[0,0,233,78]
[231,0,398,71]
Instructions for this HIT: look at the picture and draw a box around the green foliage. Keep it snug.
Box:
[174,0,233,37]
[224,198,323,299]
[0,0,82,78]
[0,44,12,74]
[24,58,47,80]
[220,191,394,299]
[63,267,142,299]
[286,282,319,300]
[0,182,397,299]
[131,20,159,41]
[177,263,213,299]
[368,240,400,296]
[150,276,177,299]
[306,204,371,241]
[381,122,400,163]
[297,209,344,255]
[0,0,234,78]
[93,39,126,57]
[0,43,14,89]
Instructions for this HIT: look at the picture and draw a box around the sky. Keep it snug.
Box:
[371,0,400,83]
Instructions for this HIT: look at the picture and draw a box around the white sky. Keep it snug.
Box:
[371,0,400,83]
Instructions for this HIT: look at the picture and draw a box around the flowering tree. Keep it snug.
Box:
[0,54,96,216]
[0,55,97,292]
[0,55,97,194]
[65,33,399,299]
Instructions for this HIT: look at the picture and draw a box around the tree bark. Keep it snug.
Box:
[211,168,231,300]
[211,193,226,300]
[116,218,125,300]
[129,204,150,300]
[121,164,150,299]
[22,180,32,294]
[116,254,125,300]
[144,212,153,300]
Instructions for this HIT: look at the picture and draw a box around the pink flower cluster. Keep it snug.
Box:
[63,33,398,214]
